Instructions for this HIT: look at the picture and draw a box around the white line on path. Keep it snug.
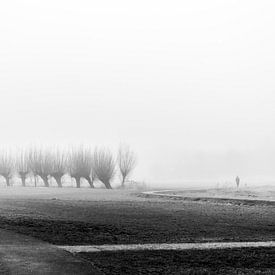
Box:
[142,190,181,197]
[58,241,275,253]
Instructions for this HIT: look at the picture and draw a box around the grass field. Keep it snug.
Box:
[79,247,275,274]
[0,187,274,274]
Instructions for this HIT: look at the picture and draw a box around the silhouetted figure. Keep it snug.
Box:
[235,176,240,188]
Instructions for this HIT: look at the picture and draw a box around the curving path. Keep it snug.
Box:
[141,189,275,206]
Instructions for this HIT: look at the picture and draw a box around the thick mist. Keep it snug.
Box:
[0,1,275,185]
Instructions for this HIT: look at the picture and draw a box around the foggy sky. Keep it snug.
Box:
[0,1,275,184]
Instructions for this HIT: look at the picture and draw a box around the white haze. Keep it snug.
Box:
[0,1,275,186]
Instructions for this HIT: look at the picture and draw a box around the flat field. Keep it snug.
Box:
[0,187,274,274]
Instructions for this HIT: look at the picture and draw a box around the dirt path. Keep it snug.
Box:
[58,241,275,253]
[0,229,102,274]
[141,189,275,206]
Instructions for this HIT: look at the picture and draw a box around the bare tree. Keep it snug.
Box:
[16,149,30,187]
[68,146,94,188]
[51,149,67,188]
[117,144,137,188]
[28,147,52,187]
[93,147,115,189]
[0,150,14,186]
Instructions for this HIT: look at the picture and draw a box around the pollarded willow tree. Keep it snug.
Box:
[117,144,137,188]
[16,149,29,187]
[93,147,116,189]
[68,146,94,188]
[0,151,13,186]
[28,147,52,187]
[51,149,67,188]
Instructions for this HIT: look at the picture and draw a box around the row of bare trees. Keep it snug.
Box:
[0,145,137,189]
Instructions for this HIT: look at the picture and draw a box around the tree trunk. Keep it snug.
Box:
[121,177,125,188]
[5,176,10,187]
[41,176,49,187]
[86,177,94,188]
[75,177,81,188]
[104,181,112,189]
[54,176,62,188]
[20,174,26,187]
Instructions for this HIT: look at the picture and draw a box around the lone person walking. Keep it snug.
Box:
[235,176,240,188]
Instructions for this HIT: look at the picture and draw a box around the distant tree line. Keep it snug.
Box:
[0,144,137,189]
